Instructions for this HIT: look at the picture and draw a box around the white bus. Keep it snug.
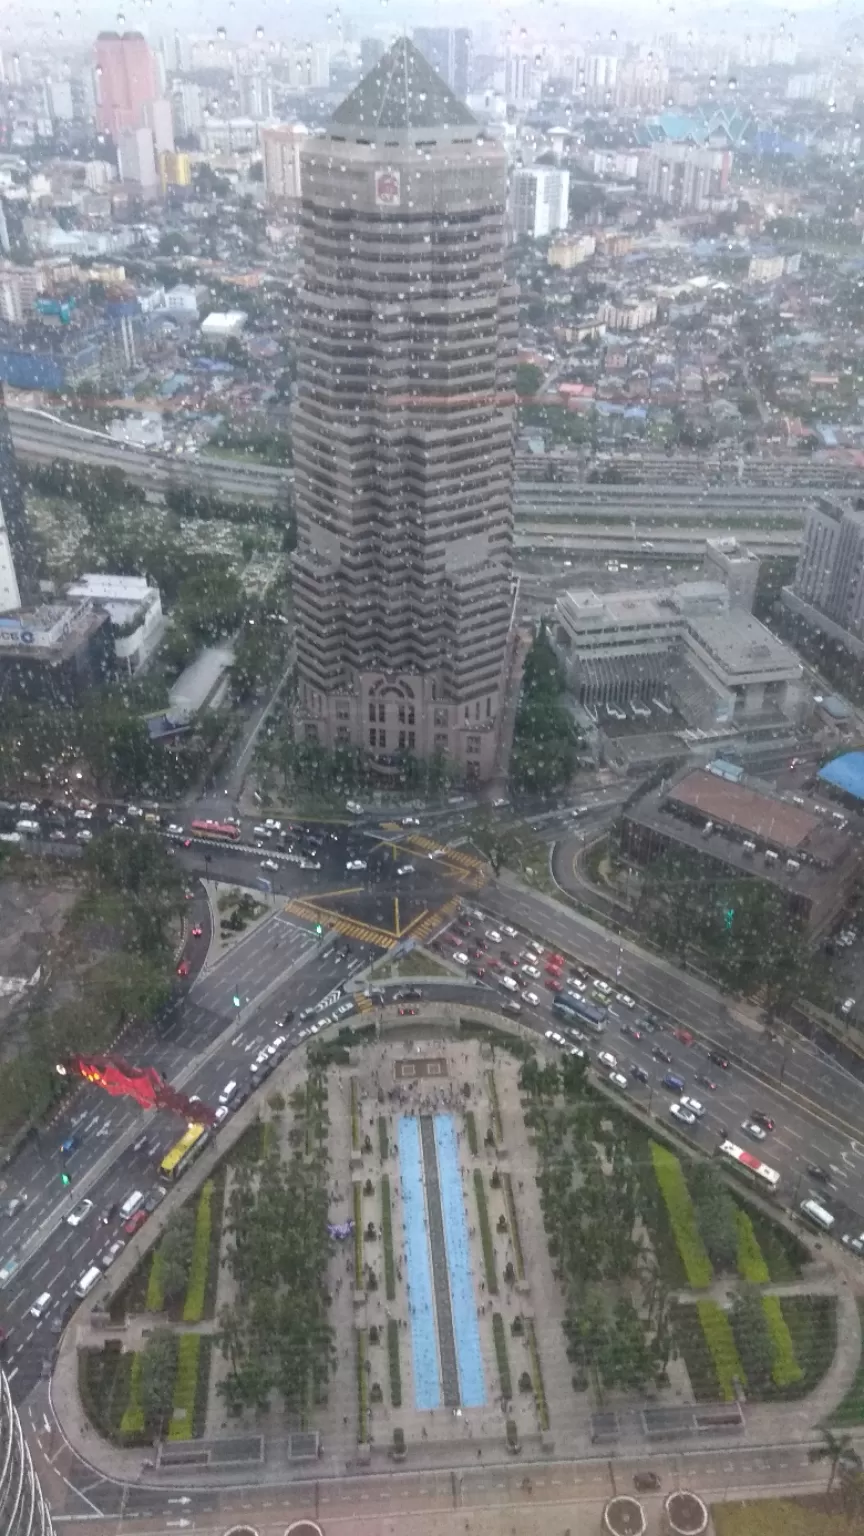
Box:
[717,1140,780,1192]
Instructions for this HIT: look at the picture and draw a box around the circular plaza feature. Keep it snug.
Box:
[664,1490,709,1534]
[603,1495,647,1536]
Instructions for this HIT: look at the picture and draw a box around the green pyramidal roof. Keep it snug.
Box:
[330,36,477,133]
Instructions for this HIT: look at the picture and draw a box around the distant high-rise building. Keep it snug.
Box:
[412,27,471,99]
[787,496,864,645]
[505,51,533,105]
[117,126,158,189]
[0,386,34,610]
[293,38,517,782]
[360,37,385,74]
[239,72,273,121]
[47,80,74,122]
[159,150,192,192]
[171,80,202,137]
[143,98,174,156]
[94,31,158,139]
[261,124,307,203]
[510,167,569,239]
[642,143,730,211]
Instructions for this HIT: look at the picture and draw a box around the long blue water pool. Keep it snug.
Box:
[434,1115,487,1407]
[398,1116,441,1410]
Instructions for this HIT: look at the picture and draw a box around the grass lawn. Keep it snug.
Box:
[741,1203,807,1280]
[714,1495,864,1535]
[369,950,451,979]
[830,1298,864,1426]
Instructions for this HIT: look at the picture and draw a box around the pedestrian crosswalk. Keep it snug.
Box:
[404,896,461,944]
[401,835,487,889]
[354,993,374,1013]
[282,898,399,949]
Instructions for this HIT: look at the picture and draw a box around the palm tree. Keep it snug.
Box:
[808,1427,861,1493]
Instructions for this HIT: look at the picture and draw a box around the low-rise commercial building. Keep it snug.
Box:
[0,599,112,704]
[65,573,164,674]
[621,765,860,938]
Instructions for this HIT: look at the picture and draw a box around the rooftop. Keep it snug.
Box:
[669,768,819,851]
[818,751,864,802]
[330,37,477,136]
[685,612,802,679]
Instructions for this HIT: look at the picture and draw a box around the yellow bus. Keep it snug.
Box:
[159,1122,210,1182]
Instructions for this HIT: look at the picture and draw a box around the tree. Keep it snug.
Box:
[511,622,581,794]
[809,1427,861,1494]
[690,1164,738,1270]
[730,1286,773,1390]
[140,1327,178,1436]
[159,1211,195,1301]
[515,362,543,396]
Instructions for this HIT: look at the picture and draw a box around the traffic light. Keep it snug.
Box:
[60,1170,71,1187]
[724,906,735,931]
[315,923,323,937]
[232,991,241,1008]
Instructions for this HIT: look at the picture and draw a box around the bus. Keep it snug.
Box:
[189,820,241,842]
[554,994,607,1033]
[159,1123,210,1182]
[717,1140,780,1193]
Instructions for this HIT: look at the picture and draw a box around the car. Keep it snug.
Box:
[214,1105,230,1123]
[652,1046,673,1064]
[177,959,191,977]
[742,1120,767,1142]
[183,838,192,848]
[346,859,367,871]
[842,1233,864,1256]
[484,929,502,944]
[633,1472,661,1493]
[398,1006,419,1017]
[396,864,415,876]
[807,1164,832,1185]
[608,1071,628,1090]
[709,1050,730,1069]
[499,975,518,993]
[547,952,564,968]
[143,1189,165,1214]
[66,1199,93,1228]
[695,1075,717,1092]
[597,1050,618,1070]
[99,1203,119,1225]
[443,931,461,946]
[73,808,92,821]
[471,948,485,960]
[523,990,540,1007]
[616,992,636,1009]
[500,950,516,967]
[100,1240,125,1270]
[502,999,522,1016]
[6,1196,26,1218]
[18,801,37,813]
[452,951,470,965]
[30,1292,52,1320]
[76,829,92,843]
[841,998,856,1017]
[167,823,183,836]
[401,816,420,826]
[502,925,518,939]
[673,1027,694,1046]
[630,1064,650,1084]
[261,859,279,872]
[49,829,66,841]
[299,859,321,871]
[521,964,541,981]
[471,967,486,979]
[264,819,282,831]
[346,800,364,815]
[545,1029,566,1047]
[545,960,564,976]
[679,1096,705,1118]
[621,1022,642,1040]
[545,977,563,992]
[123,1209,148,1236]
[750,1111,775,1131]
[568,977,585,993]
[191,925,203,938]
[594,980,613,997]
[485,956,502,970]
[641,1012,661,1032]
[670,1103,697,1127]
[184,888,194,900]
[474,936,488,950]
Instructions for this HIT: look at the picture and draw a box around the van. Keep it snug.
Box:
[119,1190,144,1221]
[219,1080,238,1105]
[74,1266,102,1300]
[15,819,40,834]
[30,1291,51,1320]
[662,1073,685,1094]
[800,1198,835,1232]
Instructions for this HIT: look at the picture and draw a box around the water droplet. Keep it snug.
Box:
[216,26,226,39]
[255,23,264,37]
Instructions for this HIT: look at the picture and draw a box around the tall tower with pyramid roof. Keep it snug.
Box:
[292,38,517,783]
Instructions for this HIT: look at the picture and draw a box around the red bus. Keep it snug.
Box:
[189,820,241,842]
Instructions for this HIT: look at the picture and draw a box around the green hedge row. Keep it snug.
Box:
[473,1169,498,1295]
[167,1334,201,1441]
[353,1183,363,1288]
[357,1330,368,1443]
[492,1312,512,1400]
[502,1172,525,1281]
[182,1181,213,1324]
[378,1115,388,1161]
[526,1319,549,1430]
[381,1174,396,1301]
[78,1348,144,1446]
[735,1207,770,1284]
[697,1300,746,1401]
[763,1294,804,1389]
[651,1142,713,1288]
[119,1352,145,1436]
[465,1109,479,1156]
[350,1078,360,1152]
[387,1317,402,1408]
[486,1071,504,1142]
[145,1251,165,1313]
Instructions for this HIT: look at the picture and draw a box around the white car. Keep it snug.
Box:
[527,941,544,957]
[742,1120,767,1141]
[346,859,367,871]
[30,1291,52,1320]
[73,808,92,821]
[608,1071,628,1090]
[670,1104,697,1127]
[680,1096,705,1118]
[568,979,586,994]
[597,1050,618,1071]
[76,829,92,843]
[167,823,183,836]
[396,864,415,876]
[214,1105,230,1124]
[521,964,541,981]
[523,991,540,1007]
[265,819,282,831]
[841,998,856,1016]
[502,925,518,939]
[261,859,279,871]
[346,801,364,815]
[544,1030,566,1047]
[66,1199,93,1228]
[101,1240,125,1270]
[594,980,613,997]
[299,860,321,871]
[499,975,518,992]
[484,929,502,944]
[452,951,470,965]
[401,816,420,826]
[616,992,636,1009]
[842,1233,864,1256]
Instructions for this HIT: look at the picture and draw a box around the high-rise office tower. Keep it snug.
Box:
[412,27,471,100]
[0,385,32,608]
[0,1364,54,1533]
[94,31,158,139]
[261,124,307,203]
[293,38,517,782]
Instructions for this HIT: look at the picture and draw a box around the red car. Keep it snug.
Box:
[183,838,192,848]
[485,957,502,970]
[444,932,461,946]
[191,925,203,938]
[674,1028,694,1046]
[545,960,563,976]
[398,1006,419,1017]
[177,959,191,977]
[548,953,565,968]
[471,947,485,960]
[471,967,486,979]
[545,977,563,992]
[123,1209,148,1237]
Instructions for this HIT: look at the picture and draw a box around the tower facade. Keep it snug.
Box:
[94,31,158,139]
[0,1365,55,1535]
[292,39,517,782]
